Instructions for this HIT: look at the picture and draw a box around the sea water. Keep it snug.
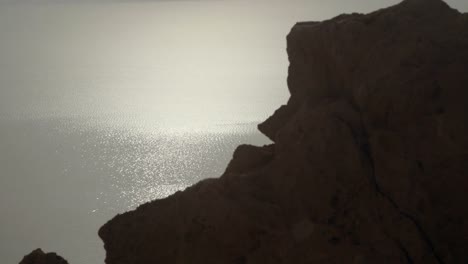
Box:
[0,2,296,263]
[0,116,271,264]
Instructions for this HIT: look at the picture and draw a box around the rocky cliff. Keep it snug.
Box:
[19,249,68,264]
[98,0,468,263]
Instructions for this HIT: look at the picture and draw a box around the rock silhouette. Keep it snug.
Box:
[18,0,468,263]
[19,249,68,264]
[98,0,468,263]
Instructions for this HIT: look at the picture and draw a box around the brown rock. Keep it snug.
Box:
[99,0,468,263]
[19,249,69,264]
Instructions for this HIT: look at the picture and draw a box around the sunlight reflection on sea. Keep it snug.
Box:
[47,116,270,212]
[0,116,270,264]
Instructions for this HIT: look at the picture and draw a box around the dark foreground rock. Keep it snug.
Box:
[99,0,468,263]
[19,249,68,264]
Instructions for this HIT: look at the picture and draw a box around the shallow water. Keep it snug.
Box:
[0,117,270,264]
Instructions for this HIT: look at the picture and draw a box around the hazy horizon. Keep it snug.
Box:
[1,0,467,123]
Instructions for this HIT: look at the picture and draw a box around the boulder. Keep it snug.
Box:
[19,249,68,264]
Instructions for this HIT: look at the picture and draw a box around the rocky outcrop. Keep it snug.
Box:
[99,0,468,263]
[19,249,68,264]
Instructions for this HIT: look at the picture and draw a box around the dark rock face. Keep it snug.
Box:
[19,249,69,264]
[99,0,468,263]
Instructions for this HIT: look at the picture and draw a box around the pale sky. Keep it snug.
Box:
[0,0,466,123]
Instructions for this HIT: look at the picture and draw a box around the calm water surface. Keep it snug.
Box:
[0,3,291,262]
[0,116,270,264]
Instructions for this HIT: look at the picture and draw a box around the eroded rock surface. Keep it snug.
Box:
[19,249,69,264]
[99,0,468,263]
